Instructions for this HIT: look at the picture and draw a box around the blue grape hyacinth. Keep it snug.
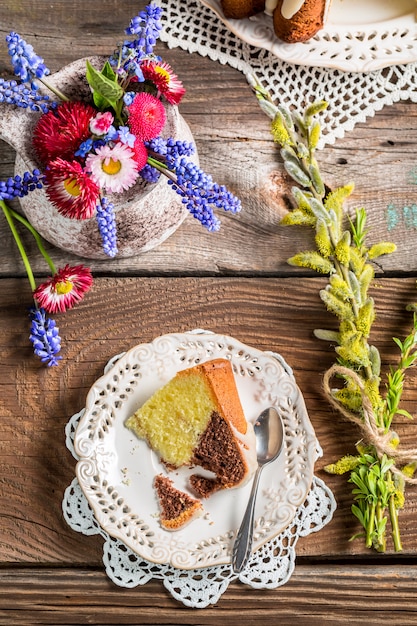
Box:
[29,307,62,367]
[6,32,50,88]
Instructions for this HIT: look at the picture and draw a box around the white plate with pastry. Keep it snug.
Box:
[200,0,417,72]
[73,330,317,570]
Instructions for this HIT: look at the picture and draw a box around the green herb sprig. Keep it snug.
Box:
[250,77,417,552]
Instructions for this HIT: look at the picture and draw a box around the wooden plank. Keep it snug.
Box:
[0,564,416,625]
[1,3,417,275]
[1,276,417,565]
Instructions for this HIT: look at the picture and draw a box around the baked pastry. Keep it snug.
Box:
[221,0,265,19]
[272,0,332,43]
[125,358,257,498]
[220,0,332,43]
[153,474,203,531]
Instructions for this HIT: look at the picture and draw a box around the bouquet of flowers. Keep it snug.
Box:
[0,5,241,366]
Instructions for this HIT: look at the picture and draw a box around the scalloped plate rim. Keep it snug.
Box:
[199,0,417,72]
[73,331,317,570]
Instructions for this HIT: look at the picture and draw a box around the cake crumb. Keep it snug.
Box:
[121,467,131,486]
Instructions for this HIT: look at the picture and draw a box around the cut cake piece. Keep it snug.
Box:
[154,474,203,531]
[125,358,257,498]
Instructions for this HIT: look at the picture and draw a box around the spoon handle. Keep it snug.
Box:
[231,466,262,574]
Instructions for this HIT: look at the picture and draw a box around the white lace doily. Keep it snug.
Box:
[154,0,417,147]
[62,374,335,609]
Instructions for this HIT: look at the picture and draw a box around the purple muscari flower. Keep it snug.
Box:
[139,163,161,184]
[6,32,50,88]
[141,139,240,230]
[124,5,163,54]
[168,159,241,231]
[146,137,195,163]
[29,307,62,367]
[0,170,43,201]
[96,197,118,257]
[0,78,52,112]
[108,45,144,82]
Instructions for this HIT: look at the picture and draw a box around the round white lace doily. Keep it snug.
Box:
[62,368,336,609]
[153,0,417,147]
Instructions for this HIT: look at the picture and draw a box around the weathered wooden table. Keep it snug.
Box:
[0,1,416,623]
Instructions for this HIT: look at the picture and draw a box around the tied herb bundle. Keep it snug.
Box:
[251,78,417,552]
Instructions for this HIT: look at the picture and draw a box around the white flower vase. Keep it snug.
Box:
[0,57,198,259]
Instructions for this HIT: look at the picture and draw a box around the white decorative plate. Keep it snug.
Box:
[74,331,317,570]
[200,0,417,72]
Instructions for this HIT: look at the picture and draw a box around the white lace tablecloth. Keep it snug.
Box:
[63,372,335,609]
[154,0,417,147]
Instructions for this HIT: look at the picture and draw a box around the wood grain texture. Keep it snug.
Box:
[1,1,417,621]
[0,565,416,625]
[1,276,417,568]
[1,3,417,276]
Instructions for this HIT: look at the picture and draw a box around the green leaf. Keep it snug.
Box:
[86,59,123,111]
[396,408,414,420]
[351,504,366,527]
[392,337,404,351]
[101,60,117,81]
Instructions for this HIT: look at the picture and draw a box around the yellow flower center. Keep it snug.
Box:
[64,178,81,197]
[102,158,122,176]
[55,280,73,295]
[155,66,170,83]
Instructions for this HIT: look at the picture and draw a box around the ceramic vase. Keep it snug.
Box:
[0,56,197,259]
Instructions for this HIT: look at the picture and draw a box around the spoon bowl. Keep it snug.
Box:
[232,406,285,574]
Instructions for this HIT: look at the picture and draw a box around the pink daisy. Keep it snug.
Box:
[44,158,100,220]
[127,92,166,141]
[90,111,114,136]
[133,139,149,170]
[34,264,93,314]
[142,61,186,105]
[85,143,139,193]
[33,101,96,165]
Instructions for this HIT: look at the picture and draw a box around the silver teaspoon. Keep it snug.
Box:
[232,406,285,574]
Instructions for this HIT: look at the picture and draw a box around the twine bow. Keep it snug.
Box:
[323,364,417,485]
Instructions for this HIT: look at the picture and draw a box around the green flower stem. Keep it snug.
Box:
[0,199,36,292]
[38,77,69,102]
[375,501,386,552]
[147,155,169,172]
[389,488,402,552]
[7,206,56,274]
[147,155,179,185]
[366,501,376,548]
[147,156,193,200]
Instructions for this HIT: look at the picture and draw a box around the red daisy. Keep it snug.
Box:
[44,158,100,219]
[142,61,186,105]
[34,264,93,314]
[33,101,96,164]
[128,92,166,142]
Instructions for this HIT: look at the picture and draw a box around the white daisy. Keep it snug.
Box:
[85,143,139,193]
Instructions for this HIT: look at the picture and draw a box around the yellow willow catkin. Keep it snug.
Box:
[288,251,334,274]
[281,210,316,226]
[320,288,354,320]
[315,219,333,258]
[368,242,397,259]
[329,274,352,301]
[335,231,351,265]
